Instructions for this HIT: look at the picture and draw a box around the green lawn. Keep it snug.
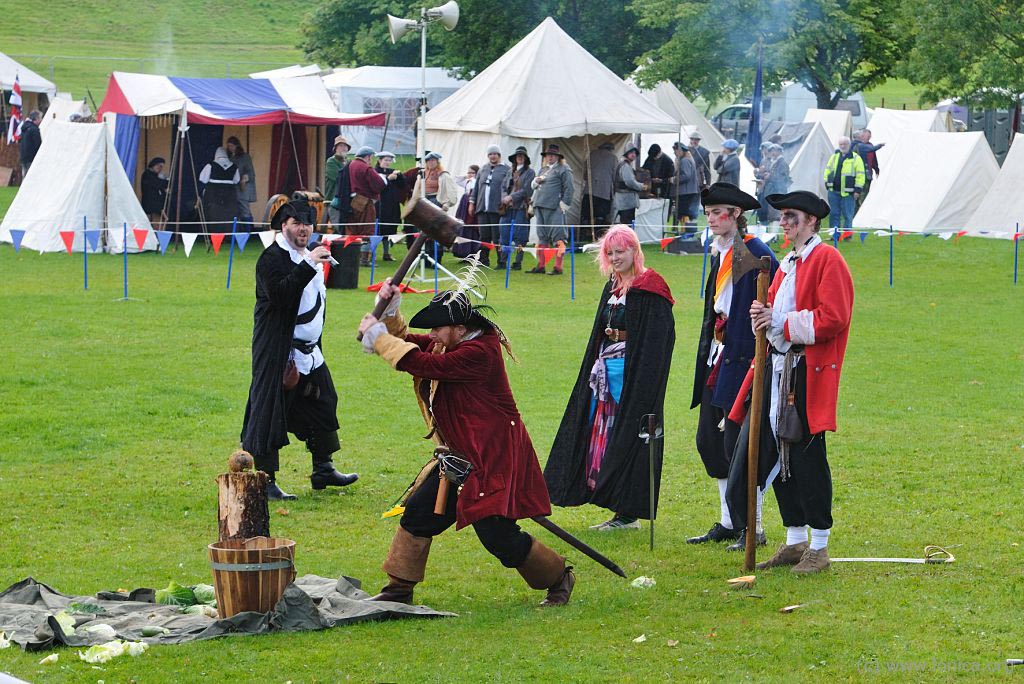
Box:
[0,235,1021,683]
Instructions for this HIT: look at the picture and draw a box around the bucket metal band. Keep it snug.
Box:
[209,560,293,572]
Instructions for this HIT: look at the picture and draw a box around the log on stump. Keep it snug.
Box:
[216,470,270,541]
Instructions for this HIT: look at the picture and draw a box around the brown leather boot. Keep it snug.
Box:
[756,541,809,570]
[369,527,432,604]
[516,538,574,607]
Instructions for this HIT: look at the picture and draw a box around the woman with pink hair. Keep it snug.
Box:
[544,225,676,531]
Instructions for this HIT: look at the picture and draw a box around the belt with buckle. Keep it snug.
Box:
[604,327,628,342]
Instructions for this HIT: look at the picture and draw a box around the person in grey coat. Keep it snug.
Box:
[612,145,647,225]
[689,132,712,191]
[762,144,791,224]
[528,144,574,275]
[714,139,741,186]
[498,146,536,270]
[581,141,618,239]
[470,144,511,267]
[672,142,700,228]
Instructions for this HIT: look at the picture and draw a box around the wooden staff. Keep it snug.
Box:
[744,255,773,572]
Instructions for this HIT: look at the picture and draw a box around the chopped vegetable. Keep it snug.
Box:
[67,601,106,615]
[53,610,76,636]
[0,629,12,649]
[83,623,117,640]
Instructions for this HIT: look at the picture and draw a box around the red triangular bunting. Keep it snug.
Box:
[480,242,495,249]
[59,230,75,254]
[660,237,675,250]
[366,281,432,294]
[210,233,226,254]
[780,236,791,249]
[133,228,149,250]
[841,231,853,241]
[343,235,363,248]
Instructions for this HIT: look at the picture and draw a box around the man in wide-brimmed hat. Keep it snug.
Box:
[736,189,853,575]
[240,199,359,500]
[528,144,574,275]
[357,282,577,607]
[498,145,535,270]
[687,182,778,551]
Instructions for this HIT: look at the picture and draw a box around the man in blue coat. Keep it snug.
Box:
[688,183,778,550]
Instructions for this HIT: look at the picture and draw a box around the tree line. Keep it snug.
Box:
[300,0,1024,110]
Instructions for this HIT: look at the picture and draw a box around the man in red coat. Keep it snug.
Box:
[745,190,854,574]
[357,285,575,607]
[347,147,387,264]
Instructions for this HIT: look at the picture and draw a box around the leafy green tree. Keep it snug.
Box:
[899,0,1024,107]
[631,0,907,109]
[299,0,422,67]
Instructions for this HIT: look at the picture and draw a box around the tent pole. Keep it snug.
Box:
[175,117,185,241]
[286,113,304,189]
[585,134,595,243]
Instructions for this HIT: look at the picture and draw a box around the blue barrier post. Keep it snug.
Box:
[433,240,439,292]
[370,219,380,284]
[889,226,894,288]
[505,219,513,290]
[1014,222,1019,285]
[570,225,576,301]
[83,216,88,291]
[226,217,237,289]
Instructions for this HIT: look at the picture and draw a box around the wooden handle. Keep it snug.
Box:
[434,476,450,515]
[744,256,772,572]
[356,233,428,341]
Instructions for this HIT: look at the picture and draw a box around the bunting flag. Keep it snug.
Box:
[133,228,149,250]
[874,230,891,237]
[841,231,853,241]
[210,233,226,254]
[1015,232,1022,242]
[953,230,967,243]
[156,230,174,254]
[388,233,408,244]
[480,241,496,250]
[233,232,250,251]
[310,232,320,245]
[780,236,791,249]
[85,229,102,252]
[860,232,868,243]
[368,236,384,252]
[521,247,538,258]
[59,231,75,254]
[258,230,276,248]
[342,235,363,248]
[182,232,198,257]
[660,236,676,250]
[9,229,25,251]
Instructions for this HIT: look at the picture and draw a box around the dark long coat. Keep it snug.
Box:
[544,270,675,519]
[395,329,552,529]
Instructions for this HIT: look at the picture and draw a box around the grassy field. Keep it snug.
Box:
[0,233,1021,682]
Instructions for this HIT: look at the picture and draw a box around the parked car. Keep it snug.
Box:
[712,104,753,142]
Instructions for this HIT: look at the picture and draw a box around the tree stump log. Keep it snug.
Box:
[216,471,270,541]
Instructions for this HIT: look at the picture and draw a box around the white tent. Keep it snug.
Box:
[964,135,1024,238]
[426,17,678,227]
[0,52,57,100]
[323,66,466,155]
[767,121,835,197]
[39,96,91,134]
[803,108,852,147]
[249,64,323,79]
[853,131,998,232]
[0,121,155,253]
[763,82,870,129]
[866,108,953,169]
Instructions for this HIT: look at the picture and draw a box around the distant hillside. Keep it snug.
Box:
[1,0,310,99]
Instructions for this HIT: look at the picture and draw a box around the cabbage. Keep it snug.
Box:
[191,583,216,606]
[82,623,117,640]
[183,604,218,618]
[0,629,12,649]
[155,581,196,607]
[53,610,76,636]
[78,640,147,663]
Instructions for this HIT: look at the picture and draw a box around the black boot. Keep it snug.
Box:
[310,461,359,489]
[686,522,741,544]
[266,477,297,501]
[726,529,768,552]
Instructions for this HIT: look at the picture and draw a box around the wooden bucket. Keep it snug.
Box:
[208,536,296,618]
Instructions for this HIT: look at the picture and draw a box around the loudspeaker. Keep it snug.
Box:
[427,1,459,30]
[387,14,419,43]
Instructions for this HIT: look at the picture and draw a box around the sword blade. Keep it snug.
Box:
[531,516,628,578]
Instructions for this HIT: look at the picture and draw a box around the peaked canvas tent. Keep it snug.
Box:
[761,121,834,197]
[97,72,384,228]
[866,108,953,169]
[853,131,998,232]
[0,52,58,106]
[0,121,156,253]
[964,135,1024,238]
[323,66,466,155]
[425,17,678,227]
[39,96,91,134]
[803,108,851,146]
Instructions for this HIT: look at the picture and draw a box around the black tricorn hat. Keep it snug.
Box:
[766,191,831,218]
[701,182,761,211]
[408,291,495,329]
[271,199,317,231]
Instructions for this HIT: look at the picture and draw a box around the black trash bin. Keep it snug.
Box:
[327,240,361,289]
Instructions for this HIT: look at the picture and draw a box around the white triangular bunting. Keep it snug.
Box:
[259,230,276,248]
[182,232,199,257]
[388,234,406,244]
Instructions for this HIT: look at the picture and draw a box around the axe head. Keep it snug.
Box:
[731,237,770,283]
[402,197,462,248]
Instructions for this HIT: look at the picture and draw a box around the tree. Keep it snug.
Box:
[899,0,1024,108]
[631,0,907,109]
[300,0,665,78]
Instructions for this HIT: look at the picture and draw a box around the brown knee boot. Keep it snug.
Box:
[369,527,432,604]
[516,537,576,607]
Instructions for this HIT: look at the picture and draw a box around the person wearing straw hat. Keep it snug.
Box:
[529,144,574,275]
[544,225,675,532]
[357,281,576,607]
[241,199,359,500]
[734,190,853,574]
[325,135,351,226]
[687,182,777,551]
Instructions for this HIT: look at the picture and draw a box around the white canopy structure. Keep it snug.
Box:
[425,17,678,225]
[249,64,323,79]
[0,52,57,100]
[0,121,156,253]
[803,108,852,147]
[323,66,466,155]
[865,108,953,169]
[853,131,998,232]
[965,135,1024,238]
